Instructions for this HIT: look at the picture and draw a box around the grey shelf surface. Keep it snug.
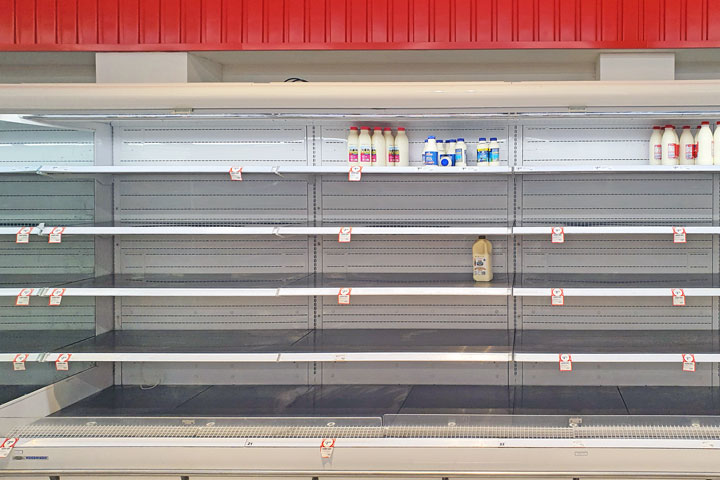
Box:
[46,384,720,418]
[58,329,512,355]
[515,330,719,355]
[516,273,720,289]
[0,330,95,354]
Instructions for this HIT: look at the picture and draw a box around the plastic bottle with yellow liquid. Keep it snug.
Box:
[472,236,493,282]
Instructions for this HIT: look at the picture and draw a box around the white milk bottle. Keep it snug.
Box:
[455,138,467,166]
[661,125,679,165]
[714,122,720,165]
[424,136,439,165]
[371,127,386,167]
[436,140,445,156]
[476,137,488,164]
[489,137,500,164]
[445,139,456,158]
[648,126,662,165]
[697,121,714,165]
[395,127,409,166]
[347,126,359,165]
[694,125,701,160]
[472,236,493,282]
[358,126,372,166]
[679,126,695,165]
[383,128,395,166]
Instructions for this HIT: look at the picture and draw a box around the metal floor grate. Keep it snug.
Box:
[10,422,720,440]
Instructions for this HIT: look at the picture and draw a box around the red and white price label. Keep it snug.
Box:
[229,167,243,181]
[559,353,573,372]
[551,226,565,243]
[55,353,71,371]
[348,165,362,181]
[673,227,687,244]
[338,226,352,243]
[48,226,65,244]
[338,288,351,305]
[15,288,32,306]
[12,354,28,371]
[15,226,32,244]
[0,438,18,458]
[320,438,335,459]
[682,353,696,372]
[551,288,564,306]
[49,288,65,306]
[672,288,686,306]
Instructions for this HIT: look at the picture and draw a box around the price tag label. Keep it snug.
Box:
[551,226,565,243]
[551,288,564,306]
[55,353,71,371]
[682,353,696,372]
[673,227,687,244]
[15,226,32,244]
[0,438,18,458]
[229,167,243,181]
[48,226,65,244]
[49,288,65,306]
[338,288,351,305]
[15,288,33,306]
[559,353,573,372]
[12,354,28,371]
[320,438,335,459]
[348,165,362,182]
[672,288,686,306]
[338,226,352,243]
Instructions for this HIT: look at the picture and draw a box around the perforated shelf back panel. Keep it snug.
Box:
[321,176,509,225]
[0,177,95,225]
[0,297,95,330]
[116,236,310,274]
[321,296,508,329]
[520,173,713,226]
[114,123,309,166]
[521,296,713,331]
[121,297,311,330]
[522,120,651,166]
[116,175,311,226]
[0,237,94,274]
[322,236,508,273]
[522,235,713,274]
[0,121,94,167]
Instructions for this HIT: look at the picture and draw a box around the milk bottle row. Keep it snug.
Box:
[422,136,499,166]
[347,127,409,166]
[649,122,718,165]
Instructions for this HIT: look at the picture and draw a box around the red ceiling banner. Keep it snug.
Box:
[0,0,718,51]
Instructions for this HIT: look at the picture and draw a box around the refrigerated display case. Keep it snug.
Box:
[2,81,720,478]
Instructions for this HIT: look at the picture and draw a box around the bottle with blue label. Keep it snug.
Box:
[423,136,439,165]
[439,139,456,166]
[476,137,489,163]
[489,137,500,163]
[455,138,467,166]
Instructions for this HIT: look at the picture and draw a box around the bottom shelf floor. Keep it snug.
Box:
[48,384,720,417]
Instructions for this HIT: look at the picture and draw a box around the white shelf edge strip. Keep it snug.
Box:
[3,352,717,364]
[2,287,719,297]
[28,226,512,236]
[15,437,720,450]
[5,164,720,174]
[513,288,720,297]
[513,226,720,235]
[514,353,720,363]
[36,352,511,363]
[0,165,512,174]
[2,226,716,236]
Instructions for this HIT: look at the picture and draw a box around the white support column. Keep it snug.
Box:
[96,52,221,83]
[597,53,675,81]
